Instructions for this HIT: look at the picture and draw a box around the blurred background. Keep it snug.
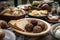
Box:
[10,0,60,6]
[0,0,60,6]
[9,0,60,6]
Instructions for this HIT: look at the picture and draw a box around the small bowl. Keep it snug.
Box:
[12,18,51,37]
[50,23,60,39]
[27,10,48,20]
[0,7,26,22]
[4,29,16,40]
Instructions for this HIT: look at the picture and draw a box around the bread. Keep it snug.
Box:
[8,20,17,28]
[15,19,29,31]
[0,20,8,29]
[8,19,29,31]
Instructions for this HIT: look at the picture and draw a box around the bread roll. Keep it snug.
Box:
[0,20,8,29]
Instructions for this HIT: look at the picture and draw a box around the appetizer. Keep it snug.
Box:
[31,1,51,11]
[29,10,48,16]
[32,26,42,33]
[8,18,46,33]
[0,20,8,29]
[1,7,25,16]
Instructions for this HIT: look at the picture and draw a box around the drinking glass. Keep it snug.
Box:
[48,2,59,21]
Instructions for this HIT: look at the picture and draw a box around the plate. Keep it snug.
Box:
[28,14,47,19]
[4,29,16,40]
[17,4,31,9]
[50,23,60,39]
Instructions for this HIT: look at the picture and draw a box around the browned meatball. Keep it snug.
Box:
[30,20,38,26]
[33,26,42,33]
[25,23,34,32]
[0,20,8,29]
[38,22,45,30]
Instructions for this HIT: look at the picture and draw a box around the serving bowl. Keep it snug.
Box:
[27,10,48,20]
[50,23,60,39]
[12,18,51,37]
[0,7,26,22]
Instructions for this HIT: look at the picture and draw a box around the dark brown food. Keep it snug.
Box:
[48,16,58,22]
[30,20,38,26]
[0,29,5,39]
[24,6,31,11]
[0,38,4,40]
[25,23,34,32]
[0,20,8,29]
[38,22,45,30]
[33,26,42,33]
[41,3,51,12]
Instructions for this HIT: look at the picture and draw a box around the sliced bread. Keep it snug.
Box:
[14,19,29,31]
[8,20,17,27]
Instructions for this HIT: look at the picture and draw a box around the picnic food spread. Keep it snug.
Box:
[0,0,60,40]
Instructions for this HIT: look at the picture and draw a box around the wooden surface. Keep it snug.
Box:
[15,32,58,40]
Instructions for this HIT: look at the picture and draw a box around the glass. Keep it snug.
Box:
[43,0,54,3]
[57,7,60,16]
[51,2,59,15]
[52,2,59,8]
[57,7,60,20]
[48,2,59,21]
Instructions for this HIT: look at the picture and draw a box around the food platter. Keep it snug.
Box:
[11,18,50,36]
[0,1,60,40]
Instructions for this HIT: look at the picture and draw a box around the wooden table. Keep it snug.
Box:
[15,32,58,40]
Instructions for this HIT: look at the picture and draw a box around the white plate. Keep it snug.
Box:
[4,29,16,40]
[17,4,31,9]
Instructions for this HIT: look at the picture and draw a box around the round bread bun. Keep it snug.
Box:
[0,20,8,29]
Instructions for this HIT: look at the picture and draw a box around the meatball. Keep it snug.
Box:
[25,23,34,32]
[30,20,38,26]
[0,20,8,29]
[38,22,45,30]
[33,26,42,33]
